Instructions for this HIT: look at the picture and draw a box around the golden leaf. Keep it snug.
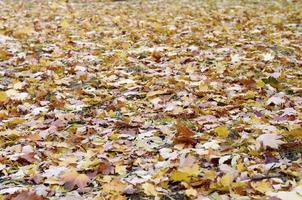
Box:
[142,183,158,197]
[214,126,229,138]
[251,180,272,194]
[219,174,233,189]
[0,91,8,102]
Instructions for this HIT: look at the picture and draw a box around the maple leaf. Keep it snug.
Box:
[61,171,90,190]
[256,134,284,150]
[171,164,200,182]
[174,121,197,145]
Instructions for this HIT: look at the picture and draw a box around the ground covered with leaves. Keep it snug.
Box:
[0,0,302,199]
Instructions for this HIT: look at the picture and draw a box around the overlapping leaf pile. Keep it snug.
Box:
[0,0,302,199]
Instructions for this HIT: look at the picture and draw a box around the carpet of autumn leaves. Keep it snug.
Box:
[0,0,302,199]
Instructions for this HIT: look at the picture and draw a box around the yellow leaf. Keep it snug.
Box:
[0,91,8,102]
[13,82,24,90]
[245,90,256,99]
[60,19,69,29]
[214,126,229,138]
[185,188,198,197]
[115,165,127,176]
[171,164,200,182]
[108,110,116,118]
[181,164,200,177]
[0,50,11,60]
[199,84,209,91]
[102,179,126,194]
[5,118,26,127]
[284,129,302,139]
[237,163,245,172]
[0,110,8,119]
[256,80,266,88]
[220,174,233,188]
[251,180,272,194]
[204,170,216,180]
[14,27,33,38]
[93,197,104,200]
[142,183,158,196]
[171,170,190,182]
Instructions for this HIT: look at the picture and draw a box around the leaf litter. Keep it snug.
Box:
[0,0,302,199]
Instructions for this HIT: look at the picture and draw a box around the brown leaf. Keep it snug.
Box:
[114,120,140,129]
[17,152,35,165]
[61,171,90,190]
[174,121,197,145]
[98,160,114,175]
[12,191,44,200]
[25,133,41,142]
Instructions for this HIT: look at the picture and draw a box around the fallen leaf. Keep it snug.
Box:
[284,129,302,139]
[251,180,272,194]
[171,164,200,182]
[214,126,229,138]
[219,174,233,189]
[102,179,127,194]
[268,186,302,200]
[61,171,90,190]
[142,183,158,197]
[263,53,274,61]
[256,134,284,150]
[115,165,127,176]
[0,91,8,102]
[12,191,44,200]
[174,121,197,145]
[185,188,198,197]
